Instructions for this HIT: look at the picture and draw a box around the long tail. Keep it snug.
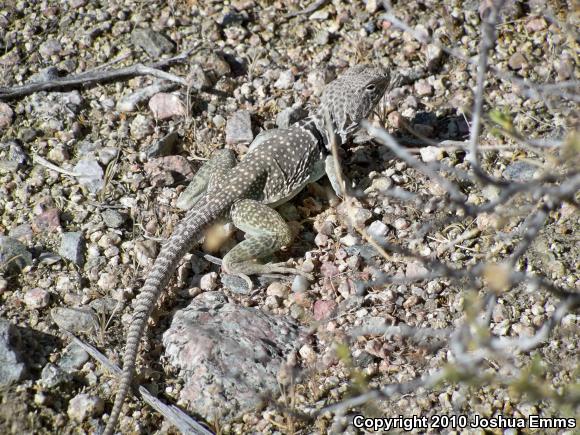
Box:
[102,195,229,435]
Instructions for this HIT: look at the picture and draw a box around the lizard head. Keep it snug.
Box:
[318,64,390,143]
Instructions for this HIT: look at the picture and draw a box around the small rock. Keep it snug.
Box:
[40,363,72,388]
[146,131,179,158]
[503,161,537,181]
[74,159,104,193]
[199,272,219,291]
[406,262,429,278]
[414,80,433,97]
[101,209,125,228]
[0,319,27,385]
[130,114,154,140]
[0,236,32,274]
[0,102,14,130]
[393,218,409,230]
[58,343,89,372]
[144,155,193,186]
[426,44,443,71]
[188,64,212,90]
[149,93,186,120]
[131,28,175,58]
[39,39,62,58]
[291,275,310,293]
[51,307,98,334]
[419,146,445,162]
[266,282,289,298]
[274,70,295,90]
[275,106,308,129]
[313,299,337,321]
[23,288,50,309]
[367,220,388,239]
[314,233,329,247]
[225,110,253,145]
[32,208,61,233]
[59,232,85,266]
[508,52,527,70]
[67,393,104,422]
[525,17,547,32]
[340,234,359,247]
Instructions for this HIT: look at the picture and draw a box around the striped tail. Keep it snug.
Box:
[102,195,230,435]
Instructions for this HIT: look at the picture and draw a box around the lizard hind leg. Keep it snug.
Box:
[176,149,237,210]
[222,199,313,286]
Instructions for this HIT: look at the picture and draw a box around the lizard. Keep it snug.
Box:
[102,64,391,435]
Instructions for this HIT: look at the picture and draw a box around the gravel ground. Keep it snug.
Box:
[0,0,578,434]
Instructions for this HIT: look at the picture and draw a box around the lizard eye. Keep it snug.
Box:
[365,83,377,92]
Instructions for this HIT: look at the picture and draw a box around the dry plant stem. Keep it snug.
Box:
[0,50,193,100]
[62,331,212,435]
[468,0,505,180]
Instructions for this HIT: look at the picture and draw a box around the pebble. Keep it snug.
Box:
[274,69,295,90]
[199,272,219,291]
[67,393,104,422]
[426,44,443,71]
[23,288,50,309]
[503,161,537,181]
[59,232,85,266]
[39,39,62,58]
[130,114,154,140]
[225,110,253,145]
[291,275,310,293]
[0,236,32,274]
[0,102,14,130]
[102,209,126,228]
[508,52,527,70]
[367,220,388,239]
[149,93,186,120]
[393,218,409,230]
[414,80,433,97]
[51,306,98,335]
[266,282,289,298]
[131,28,175,58]
[0,319,26,385]
[147,131,179,159]
[40,363,72,388]
[74,159,105,193]
[32,208,61,233]
[58,343,89,372]
[419,146,445,162]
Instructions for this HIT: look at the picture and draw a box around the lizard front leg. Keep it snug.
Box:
[176,149,237,210]
[222,199,313,289]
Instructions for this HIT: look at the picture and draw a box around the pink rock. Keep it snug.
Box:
[144,155,194,187]
[32,208,61,233]
[149,93,186,120]
[313,299,337,321]
[525,17,547,32]
[24,288,50,309]
[414,80,433,97]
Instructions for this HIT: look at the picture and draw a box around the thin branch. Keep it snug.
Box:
[0,50,194,100]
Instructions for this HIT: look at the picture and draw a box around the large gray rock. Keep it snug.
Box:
[163,292,304,421]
